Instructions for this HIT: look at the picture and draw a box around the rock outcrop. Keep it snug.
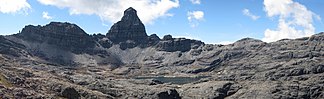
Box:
[155,35,204,52]
[61,87,80,99]
[157,89,181,99]
[0,36,27,57]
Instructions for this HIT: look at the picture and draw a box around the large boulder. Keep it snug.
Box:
[61,87,80,99]
[157,89,181,99]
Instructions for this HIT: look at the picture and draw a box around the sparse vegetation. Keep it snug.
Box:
[0,73,12,88]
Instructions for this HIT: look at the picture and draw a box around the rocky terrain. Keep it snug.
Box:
[0,7,324,99]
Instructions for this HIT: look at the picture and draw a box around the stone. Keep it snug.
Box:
[156,36,204,52]
[149,79,164,85]
[311,65,324,74]
[157,89,181,99]
[61,87,80,99]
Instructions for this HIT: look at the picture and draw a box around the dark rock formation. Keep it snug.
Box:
[106,7,148,49]
[150,79,164,85]
[157,89,181,99]
[308,32,324,41]
[0,36,26,57]
[16,22,95,54]
[93,33,113,48]
[155,35,204,52]
[105,7,202,52]
[61,87,80,99]
[148,34,161,46]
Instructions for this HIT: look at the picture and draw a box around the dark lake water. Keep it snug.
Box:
[134,76,210,85]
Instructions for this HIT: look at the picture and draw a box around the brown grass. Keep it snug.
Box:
[0,73,13,88]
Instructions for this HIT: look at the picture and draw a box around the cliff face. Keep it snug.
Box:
[106,7,148,49]
[0,7,323,99]
[105,7,203,50]
[17,22,95,54]
[155,35,204,52]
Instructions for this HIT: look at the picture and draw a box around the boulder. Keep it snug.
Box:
[157,89,181,99]
[61,87,80,99]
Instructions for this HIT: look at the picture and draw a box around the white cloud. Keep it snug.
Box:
[42,11,52,19]
[189,0,201,4]
[187,10,204,27]
[0,0,31,14]
[37,0,179,24]
[188,11,204,21]
[262,0,319,42]
[242,8,260,20]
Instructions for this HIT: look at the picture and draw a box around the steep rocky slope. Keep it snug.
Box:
[0,7,324,99]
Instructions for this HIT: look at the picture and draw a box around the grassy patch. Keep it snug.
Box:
[0,73,13,88]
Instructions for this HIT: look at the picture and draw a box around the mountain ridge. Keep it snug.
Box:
[0,7,323,99]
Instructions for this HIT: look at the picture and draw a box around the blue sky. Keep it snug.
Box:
[0,0,323,44]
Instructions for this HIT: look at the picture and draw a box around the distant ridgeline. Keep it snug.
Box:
[2,7,204,66]
[16,7,204,52]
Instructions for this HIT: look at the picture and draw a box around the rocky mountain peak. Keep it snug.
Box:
[45,22,85,34]
[121,7,141,25]
[106,7,148,45]
[20,22,87,37]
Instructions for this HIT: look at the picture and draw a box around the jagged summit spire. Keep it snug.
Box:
[121,7,142,25]
[124,7,136,14]
[106,7,148,45]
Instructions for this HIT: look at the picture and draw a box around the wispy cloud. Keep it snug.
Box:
[0,0,31,14]
[189,0,201,4]
[187,10,204,27]
[37,0,179,24]
[262,0,320,42]
[42,11,52,19]
[242,8,260,20]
